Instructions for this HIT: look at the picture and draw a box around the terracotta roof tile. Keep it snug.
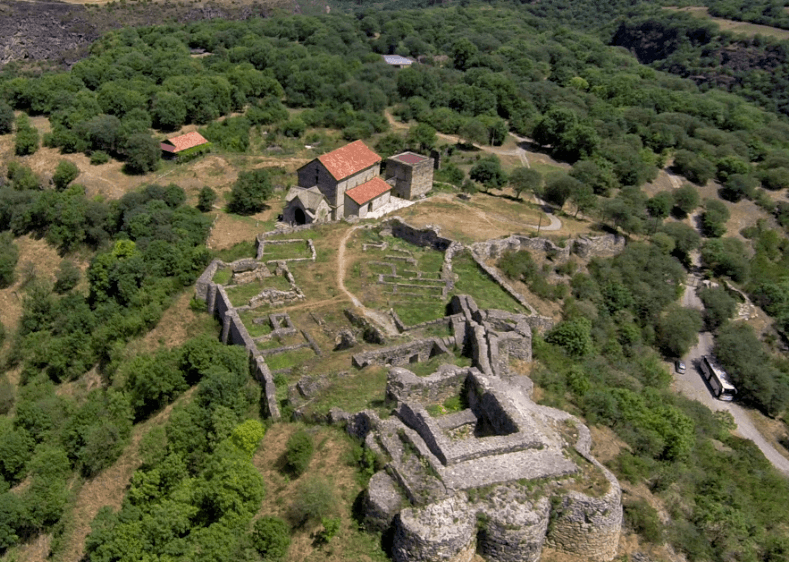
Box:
[345,177,392,205]
[317,140,381,180]
[161,131,209,153]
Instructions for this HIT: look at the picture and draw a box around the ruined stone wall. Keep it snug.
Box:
[477,491,550,562]
[472,234,626,263]
[352,338,449,369]
[386,365,469,405]
[392,496,477,562]
[385,218,454,251]
[573,234,626,259]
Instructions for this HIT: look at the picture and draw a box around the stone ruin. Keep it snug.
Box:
[341,296,622,562]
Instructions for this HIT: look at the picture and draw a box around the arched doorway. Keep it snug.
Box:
[294,207,306,225]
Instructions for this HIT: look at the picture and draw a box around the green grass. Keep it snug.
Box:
[393,300,448,326]
[212,267,232,285]
[225,276,291,307]
[215,240,256,262]
[239,311,272,337]
[301,366,389,417]
[453,252,524,314]
[265,348,315,371]
[258,333,304,350]
[262,240,311,261]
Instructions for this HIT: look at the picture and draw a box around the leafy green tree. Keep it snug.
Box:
[0,424,33,482]
[406,123,436,153]
[285,430,314,476]
[252,516,291,561]
[647,192,673,221]
[655,305,702,358]
[197,186,217,212]
[281,118,306,138]
[122,350,188,421]
[700,198,730,238]
[53,160,80,191]
[673,183,700,216]
[0,492,22,549]
[509,167,542,200]
[760,167,789,191]
[459,119,488,147]
[569,159,618,196]
[229,420,265,458]
[697,286,737,331]
[0,233,19,288]
[375,133,405,158]
[151,92,187,131]
[720,174,757,202]
[546,317,593,357]
[659,222,700,264]
[123,133,160,174]
[543,174,582,210]
[569,183,596,218]
[469,155,507,190]
[0,101,14,135]
[701,237,749,282]
[54,260,81,294]
[673,149,715,185]
[451,37,478,71]
[0,375,13,416]
[228,169,273,215]
[14,114,39,156]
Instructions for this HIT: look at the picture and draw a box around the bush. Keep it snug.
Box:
[285,429,314,476]
[123,133,160,174]
[624,499,663,544]
[227,169,273,215]
[53,160,79,191]
[0,233,19,288]
[252,516,291,561]
[0,375,14,416]
[289,476,336,525]
[15,114,39,156]
[90,151,110,165]
[198,186,217,212]
[54,260,80,294]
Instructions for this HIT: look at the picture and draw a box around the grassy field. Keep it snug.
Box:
[663,6,789,40]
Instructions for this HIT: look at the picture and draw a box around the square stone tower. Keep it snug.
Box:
[385,151,434,200]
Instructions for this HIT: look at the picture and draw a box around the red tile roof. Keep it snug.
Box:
[391,152,428,165]
[345,177,392,205]
[161,131,209,153]
[318,140,381,180]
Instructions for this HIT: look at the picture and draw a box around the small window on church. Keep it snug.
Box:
[367,202,373,212]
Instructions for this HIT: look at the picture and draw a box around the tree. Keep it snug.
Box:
[53,160,80,191]
[697,286,737,331]
[15,114,39,156]
[252,516,291,561]
[151,92,187,131]
[197,186,217,212]
[700,198,730,238]
[509,167,542,200]
[469,155,507,190]
[673,184,700,216]
[659,222,700,264]
[0,101,14,135]
[123,133,160,174]
[569,184,596,218]
[451,37,478,71]
[375,133,406,158]
[569,159,618,196]
[720,174,757,202]
[546,318,593,357]
[227,169,273,215]
[673,150,715,185]
[655,305,703,358]
[54,260,80,294]
[0,233,19,288]
[285,430,314,476]
[459,119,488,147]
[406,123,436,153]
[543,174,582,209]
[289,476,336,526]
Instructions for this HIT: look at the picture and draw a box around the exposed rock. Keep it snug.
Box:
[334,329,357,351]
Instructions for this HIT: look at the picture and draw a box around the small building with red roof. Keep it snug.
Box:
[344,177,393,218]
[160,131,210,156]
[296,140,383,220]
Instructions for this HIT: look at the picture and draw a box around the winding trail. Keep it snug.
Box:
[336,225,400,336]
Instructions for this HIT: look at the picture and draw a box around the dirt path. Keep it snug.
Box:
[336,225,400,336]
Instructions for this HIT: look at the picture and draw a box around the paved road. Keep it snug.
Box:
[675,275,789,476]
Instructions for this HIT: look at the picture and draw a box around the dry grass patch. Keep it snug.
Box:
[138,291,220,352]
[664,6,789,40]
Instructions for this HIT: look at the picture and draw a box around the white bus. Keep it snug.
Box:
[700,355,737,401]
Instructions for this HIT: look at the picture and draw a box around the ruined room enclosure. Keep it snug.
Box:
[344,225,528,327]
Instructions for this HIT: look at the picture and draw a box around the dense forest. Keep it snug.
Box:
[1,2,789,562]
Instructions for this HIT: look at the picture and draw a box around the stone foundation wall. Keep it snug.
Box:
[386,365,470,405]
[471,234,625,263]
[352,338,449,369]
[384,218,454,251]
[392,496,477,562]
[477,492,550,562]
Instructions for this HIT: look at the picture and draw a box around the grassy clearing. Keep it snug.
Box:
[300,366,389,417]
[258,333,305,350]
[212,267,232,285]
[453,252,524,314]
[265,348,316,371]
[226,276,291,307]
[261,240,311,261]
[663,6,789,40]
[215,239,257,262]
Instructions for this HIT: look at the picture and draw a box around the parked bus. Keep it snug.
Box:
[700,355,737,401]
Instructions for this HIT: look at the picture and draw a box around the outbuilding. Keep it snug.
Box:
[282,186,331,225]
[160,131,210,157]
[344,177,393,219]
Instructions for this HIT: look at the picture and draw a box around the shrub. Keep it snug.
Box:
[252,516,291,561]
[624,499,663,544]
[54,260,81,294]
[289,476,336,526]
[227,169,273,215]
[317,517,341,544]
[90,151,110,165]
[15,114,39,156]
[0,233,19,288]
[198,186,217,212]
[53,160,79,190]
[0,375,13,416]
[285,429,314,476]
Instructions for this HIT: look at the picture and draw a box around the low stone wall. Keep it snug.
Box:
[471,233,625,263]
[352,338,449,369]
[386,365,470,405]
[384,218,455,252]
